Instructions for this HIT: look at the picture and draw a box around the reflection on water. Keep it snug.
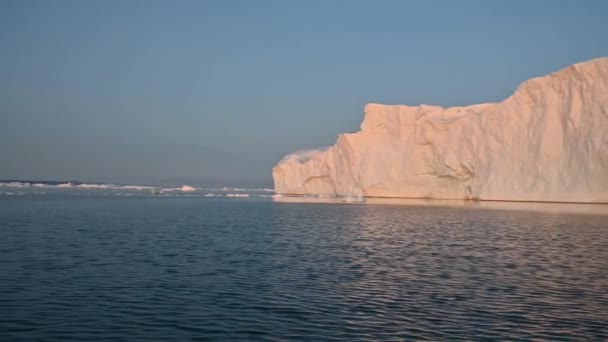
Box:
[273,195,608,215]
[1,197,607,340]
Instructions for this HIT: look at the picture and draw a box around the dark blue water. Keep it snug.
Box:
[1,196,607,341]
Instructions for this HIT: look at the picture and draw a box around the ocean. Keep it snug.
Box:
[1,192,607,341]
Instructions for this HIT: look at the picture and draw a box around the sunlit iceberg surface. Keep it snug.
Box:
[273,58,608,203]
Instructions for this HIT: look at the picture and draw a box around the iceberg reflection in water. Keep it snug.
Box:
[273,195,608,215]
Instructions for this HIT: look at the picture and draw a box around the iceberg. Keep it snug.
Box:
[273,58,608,203]
[180,185,197,192]
[226,193,250,198]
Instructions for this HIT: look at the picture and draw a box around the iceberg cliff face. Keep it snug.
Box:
[273,58,608,203]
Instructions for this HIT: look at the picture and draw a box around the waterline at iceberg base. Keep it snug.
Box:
[273,58,608,203]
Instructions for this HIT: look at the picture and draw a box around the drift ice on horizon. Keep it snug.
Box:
[273,58,608,203]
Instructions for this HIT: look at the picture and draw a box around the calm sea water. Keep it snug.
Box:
[1,196,607,341]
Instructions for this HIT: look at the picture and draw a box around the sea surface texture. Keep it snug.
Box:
[1,196,607,341]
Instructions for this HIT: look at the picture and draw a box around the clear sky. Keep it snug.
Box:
[2,0,607,187]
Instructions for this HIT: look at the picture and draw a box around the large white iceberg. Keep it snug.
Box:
[273,58,608,203]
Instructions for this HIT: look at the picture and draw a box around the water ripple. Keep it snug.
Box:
[0,197,607,341]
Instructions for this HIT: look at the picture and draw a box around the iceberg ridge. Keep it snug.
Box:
[273,58,608,203]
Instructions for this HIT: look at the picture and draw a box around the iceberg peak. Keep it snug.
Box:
[273,58,608,203]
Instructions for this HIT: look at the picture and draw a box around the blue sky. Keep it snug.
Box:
[2,0,607,186]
